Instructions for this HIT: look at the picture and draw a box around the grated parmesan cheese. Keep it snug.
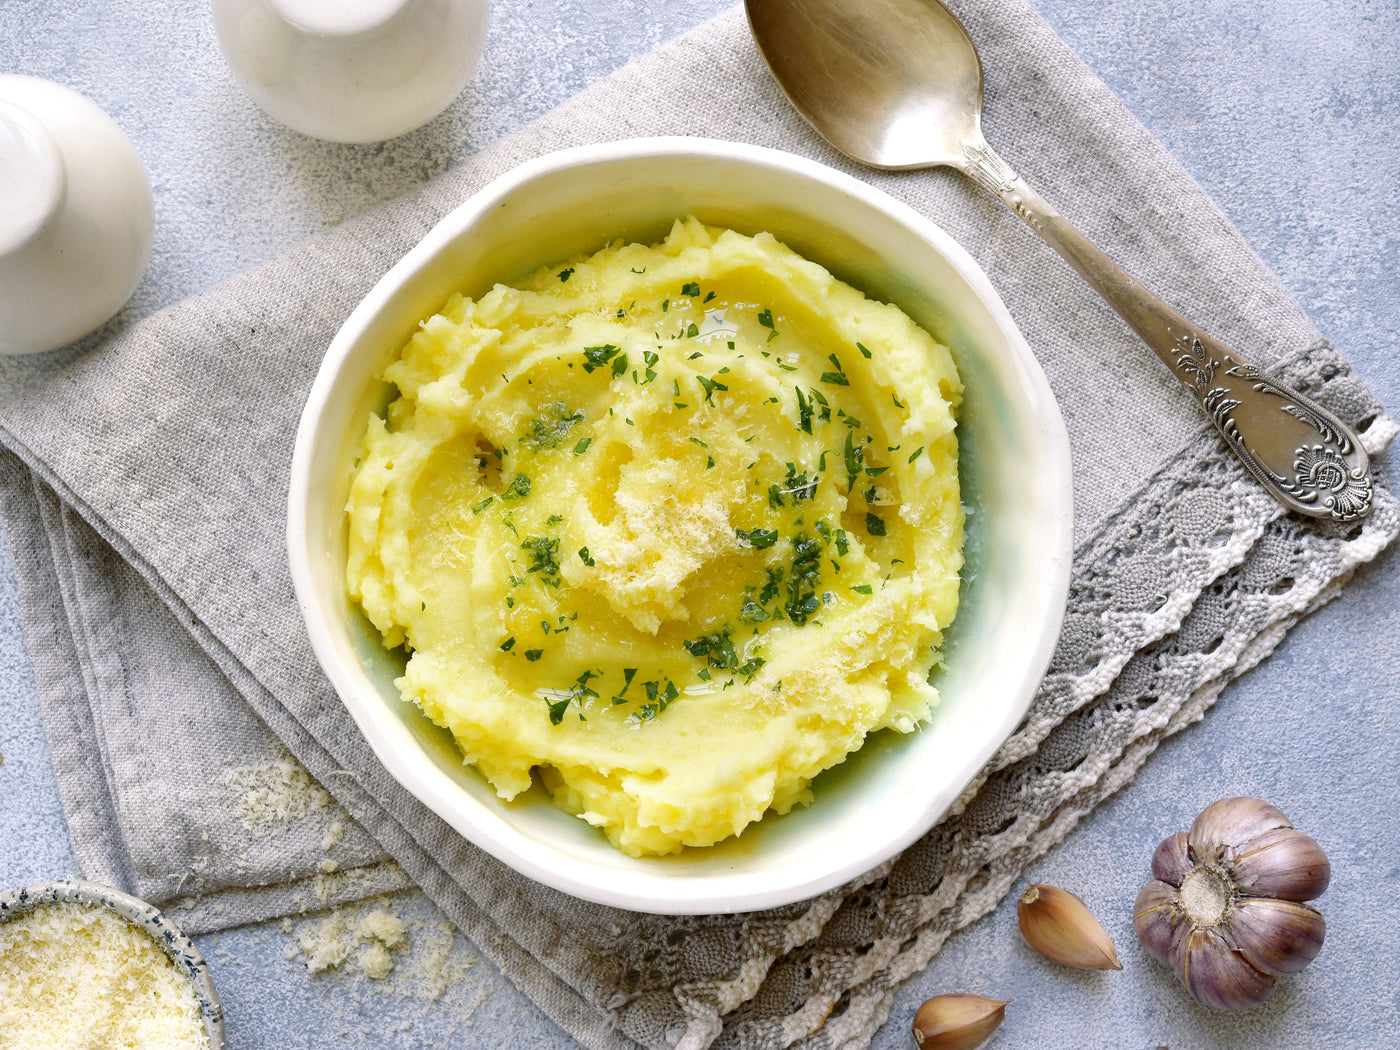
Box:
[0,902,208,1049]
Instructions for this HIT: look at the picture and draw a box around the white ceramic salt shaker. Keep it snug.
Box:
[0,76,154,356]
[212,0,490,143]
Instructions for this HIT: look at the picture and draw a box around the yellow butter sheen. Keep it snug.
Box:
[346,218,963,856]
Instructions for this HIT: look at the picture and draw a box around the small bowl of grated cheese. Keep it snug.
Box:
[0,879,224,1049]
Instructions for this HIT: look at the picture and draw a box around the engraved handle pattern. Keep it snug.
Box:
[962,139,1373,522]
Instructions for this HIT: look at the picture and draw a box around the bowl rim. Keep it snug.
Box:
[288,135,1074,913]
[0,878,225,1048]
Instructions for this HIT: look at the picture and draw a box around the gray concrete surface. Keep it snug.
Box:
[2,1,1397,1047]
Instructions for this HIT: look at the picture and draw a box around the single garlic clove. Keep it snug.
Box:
[1172,925,1276,1011]
[1227,897,1325,977]
[1189,797,1291,866]
[1229,826,1331,902]
[1017,884,1122,970]
[1151,831,1192,886]
[1132,880,1186,966]
[911,994,1008,1050]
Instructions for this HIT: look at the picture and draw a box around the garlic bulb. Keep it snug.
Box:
[1133,797,1329,1010]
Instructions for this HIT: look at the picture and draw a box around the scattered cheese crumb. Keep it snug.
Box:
[284,899,479,1005]
[321,819,346,852]
[0,902,208,1049]
[295,904,407,979]
[219,751,333,837]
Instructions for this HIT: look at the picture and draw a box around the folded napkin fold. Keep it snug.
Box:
[1,2,1395,1048]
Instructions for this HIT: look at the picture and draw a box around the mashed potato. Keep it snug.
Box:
[346,218,963,856]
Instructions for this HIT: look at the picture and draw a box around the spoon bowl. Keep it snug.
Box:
[747,0,983,170]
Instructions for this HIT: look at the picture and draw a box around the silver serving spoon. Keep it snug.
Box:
[745,0,1373,522]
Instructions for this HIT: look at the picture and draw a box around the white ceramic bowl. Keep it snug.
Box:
[288,137,1072,913]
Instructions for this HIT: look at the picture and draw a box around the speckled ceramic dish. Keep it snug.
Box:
[0,879,224,1049]
[288,137,1073,914]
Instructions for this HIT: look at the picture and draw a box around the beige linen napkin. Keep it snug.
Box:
[0,3,1395,1048]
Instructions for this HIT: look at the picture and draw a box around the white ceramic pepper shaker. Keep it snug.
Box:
[212,0,490,143]
[0,76,154,356]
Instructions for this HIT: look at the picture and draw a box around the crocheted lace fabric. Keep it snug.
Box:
[0,3,1394,1049]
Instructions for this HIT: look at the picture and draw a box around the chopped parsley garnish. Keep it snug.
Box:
[503,474,532,501]
[546,513,564,525]
[843,429,864,491]
[740,600,770,623]
[757,308,778,341]
[525,649,543,662]
[581,344,621,373]
[499,636,516,651]
[684,630,738,669]
[768,483,785,508]
[696,374,728,402]
[521,536,562,586]
[795,386,813,433]
[834,528,850,556]
[628,677,681,723]
[908,446,925,463]
[578,546,595,566]
[520,403,585,450]
[681,281,700,297]
[557,267,574,282]
[683,628,765,683]
[736,527,779,550]
[783,462,817,501]
[611,352,630,378]
[758,566,783,605]
[573,437,592,455]
[856,341,872,358]
[470,496,495,514]
[785,533,825,626]
[821,353,850,386]
[610,667,639,705]
[851,584,873,595]
[866,512,887,537]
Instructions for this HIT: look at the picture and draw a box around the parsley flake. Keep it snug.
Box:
[581,344,621,373]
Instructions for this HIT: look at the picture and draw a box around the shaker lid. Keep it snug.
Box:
[266,0,412,38]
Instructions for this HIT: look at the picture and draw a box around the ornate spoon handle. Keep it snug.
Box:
[961,138,1373,522]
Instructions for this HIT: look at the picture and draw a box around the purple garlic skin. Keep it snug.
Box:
[1132,796,1329,1011]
